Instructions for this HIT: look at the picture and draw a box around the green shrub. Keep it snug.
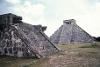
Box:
[79,44,100,48]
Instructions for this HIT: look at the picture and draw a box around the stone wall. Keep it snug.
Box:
[0,13,58,58]
[50,19,94,44]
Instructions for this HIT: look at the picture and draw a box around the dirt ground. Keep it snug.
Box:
[0,43,100,67]
[30,43,100,67]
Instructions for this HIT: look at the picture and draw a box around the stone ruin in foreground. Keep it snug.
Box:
[0,13,58,58]
[50,19,94,44]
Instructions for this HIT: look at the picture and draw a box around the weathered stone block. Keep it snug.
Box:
[0,13,58,58]
[50,19,94,44]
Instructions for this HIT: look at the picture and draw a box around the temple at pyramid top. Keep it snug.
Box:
[0,13,22,25]
[50,19,94,44]
[63,19,76,25]
[0,13,47,32]
[0,13,58,58]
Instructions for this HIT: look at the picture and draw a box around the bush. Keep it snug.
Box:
[79,44,100,48]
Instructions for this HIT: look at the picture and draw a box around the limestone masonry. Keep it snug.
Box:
[0,13,58,58]
[50,19,94,44]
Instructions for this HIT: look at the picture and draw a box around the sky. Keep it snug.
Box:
[0,0,100,37]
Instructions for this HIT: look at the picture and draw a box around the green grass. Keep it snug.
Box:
[79,44,100,48]
[79,42,100,48]
[0,56,38,67]
[0,42,100,67]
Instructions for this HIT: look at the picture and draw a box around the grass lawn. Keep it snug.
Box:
[0,42,100,67]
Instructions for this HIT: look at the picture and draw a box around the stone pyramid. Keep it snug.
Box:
[0,13,58,58]
[50,19,94,44]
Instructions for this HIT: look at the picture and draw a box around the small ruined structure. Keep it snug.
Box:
[0,13,58,58]
[50,19,94,44]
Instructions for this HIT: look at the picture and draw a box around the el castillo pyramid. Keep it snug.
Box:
[0,13,58,58]
[50,19,94,44]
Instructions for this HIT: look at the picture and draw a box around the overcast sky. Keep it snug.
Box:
[0,0,100,37]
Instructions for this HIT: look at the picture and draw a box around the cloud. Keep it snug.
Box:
[4,0,46,25]
[6,0,21,4]
[42,0,100,37]
[72,1,100,37]
[0,0,47,33]
[0,0,100,37]
[0,0,12,14]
